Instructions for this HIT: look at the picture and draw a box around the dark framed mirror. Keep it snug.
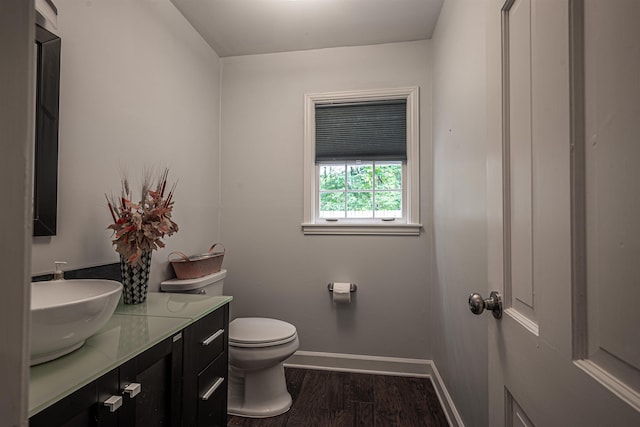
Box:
[33,24,60,236]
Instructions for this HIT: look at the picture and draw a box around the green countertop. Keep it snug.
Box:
[29,292,232,417]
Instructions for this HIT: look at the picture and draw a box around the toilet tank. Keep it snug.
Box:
[160,269,226,295]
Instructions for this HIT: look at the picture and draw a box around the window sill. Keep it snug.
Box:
[301,223,422,236]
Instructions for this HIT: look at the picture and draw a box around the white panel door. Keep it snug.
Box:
[485,0,640,425]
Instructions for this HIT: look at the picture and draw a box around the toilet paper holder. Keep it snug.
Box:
[327,283,357,292]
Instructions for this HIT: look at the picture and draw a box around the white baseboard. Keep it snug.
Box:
[429,358,465,427]
[285,350,431,377]
[284,351,464,427]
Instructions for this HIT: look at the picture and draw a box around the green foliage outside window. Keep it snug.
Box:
[375,191,402,211]
[319,165,345,190]
[375,164,402,189]
[348,165,373,190]
[320,192,345,211]
[319,162,402,218]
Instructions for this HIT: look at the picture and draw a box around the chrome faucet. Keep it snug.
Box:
[53,261,67,280]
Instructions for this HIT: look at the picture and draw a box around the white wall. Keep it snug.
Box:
[30,0,222,290]
[220,41,432,358]
[0,1,33,424]
[431,0,489,425]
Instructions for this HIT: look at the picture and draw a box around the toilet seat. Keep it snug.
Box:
[229,317,297,348]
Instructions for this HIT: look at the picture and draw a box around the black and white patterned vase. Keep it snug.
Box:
[120,251,152,304]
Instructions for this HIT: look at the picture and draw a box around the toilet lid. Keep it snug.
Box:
[229,317,297,348]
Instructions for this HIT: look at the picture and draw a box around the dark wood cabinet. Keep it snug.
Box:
[182,305,229,427]
[118,334,183,427]
[195,352,228,427]
[96,369,121,427]
[30,369,119,427]
[29,302,230,427]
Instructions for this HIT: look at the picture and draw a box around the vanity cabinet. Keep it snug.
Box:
[30,369,119,427]
[30,333,182,427]
[182,304,229,427]
[118,333,183,426]
[29,298,231,427]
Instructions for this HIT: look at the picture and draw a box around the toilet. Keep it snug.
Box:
[227,317,299,417]
[160,270,299,418]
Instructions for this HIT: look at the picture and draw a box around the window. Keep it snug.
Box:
[302,87,421,235]
[319,161,403,219]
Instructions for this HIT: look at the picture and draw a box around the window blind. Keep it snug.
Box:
[315,100,407,162]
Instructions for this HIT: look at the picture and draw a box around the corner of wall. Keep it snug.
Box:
[430,0,490,426]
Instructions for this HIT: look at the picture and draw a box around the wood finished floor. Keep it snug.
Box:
[227,368,449,427]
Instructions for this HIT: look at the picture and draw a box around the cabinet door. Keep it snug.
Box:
[118,333,183,427]
[30,368,119,427]
[96,368,121,427]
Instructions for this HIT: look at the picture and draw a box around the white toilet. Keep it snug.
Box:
[160,270,299,418]
[227,317,299,417]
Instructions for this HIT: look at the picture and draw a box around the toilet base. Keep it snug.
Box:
[227,363,292,418]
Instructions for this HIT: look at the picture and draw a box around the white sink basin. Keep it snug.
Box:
[30,279,123,365]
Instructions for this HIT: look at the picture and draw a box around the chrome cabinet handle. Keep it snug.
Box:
[201,329,224,346]
[104,395,123,412]
[200,377,224,401]
[469,291,502,319]
[123,382,141,398]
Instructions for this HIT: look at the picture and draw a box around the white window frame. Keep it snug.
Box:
[302,87,421,235]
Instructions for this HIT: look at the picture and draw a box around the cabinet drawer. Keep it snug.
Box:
[182,304,229,427]
[192,309,225,372]
[197,353,228,427]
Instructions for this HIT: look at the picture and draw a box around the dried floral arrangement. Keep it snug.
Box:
[106,168,179,266]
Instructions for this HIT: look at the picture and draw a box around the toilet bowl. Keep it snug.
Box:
[160,271,300,418]
[227,317,299,418]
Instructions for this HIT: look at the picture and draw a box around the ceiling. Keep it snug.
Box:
[170,0,444,58]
